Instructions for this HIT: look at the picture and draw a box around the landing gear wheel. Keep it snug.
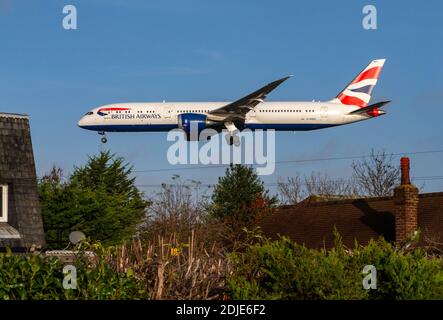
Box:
[225,134,234,145]
[98,131,107,144]
[233,136,240,147]
[225,134,240,146]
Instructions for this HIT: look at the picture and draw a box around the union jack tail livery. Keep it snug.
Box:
[333,59,386,108]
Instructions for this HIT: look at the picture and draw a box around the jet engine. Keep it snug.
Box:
[177,113,216,140]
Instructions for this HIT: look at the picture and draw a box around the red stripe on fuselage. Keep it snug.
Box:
[98,107,130,112]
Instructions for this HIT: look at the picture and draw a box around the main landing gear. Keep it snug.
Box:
[225,132,240,146]
[224,121,240,146]
[98,131,107,144]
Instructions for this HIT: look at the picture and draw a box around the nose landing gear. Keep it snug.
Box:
[98,131,107,144]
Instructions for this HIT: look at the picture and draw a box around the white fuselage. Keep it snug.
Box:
[78,101,376,132]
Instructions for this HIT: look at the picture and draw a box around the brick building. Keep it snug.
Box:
[259,157,443,249]
[0,113,45,250]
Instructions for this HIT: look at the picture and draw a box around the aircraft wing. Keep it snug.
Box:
[208,76,292,120]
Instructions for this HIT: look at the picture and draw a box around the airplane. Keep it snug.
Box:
[78,59,390,146]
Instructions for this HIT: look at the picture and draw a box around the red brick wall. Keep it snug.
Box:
[394,184,419,243]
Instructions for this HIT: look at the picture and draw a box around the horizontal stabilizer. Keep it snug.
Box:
[349,100,391,115]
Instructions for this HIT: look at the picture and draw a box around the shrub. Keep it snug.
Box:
[227,236,366,300]
[0,233,230,300]
[0,247,145,300]
[349,239,443,299]
[227,234,443,300]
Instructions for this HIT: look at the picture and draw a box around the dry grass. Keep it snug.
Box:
[106,230,231,300]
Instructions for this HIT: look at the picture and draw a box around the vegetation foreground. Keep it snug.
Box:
[1,233,443,300]
[1,150,442,300]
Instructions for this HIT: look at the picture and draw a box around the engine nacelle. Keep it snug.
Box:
[178,113,215,140]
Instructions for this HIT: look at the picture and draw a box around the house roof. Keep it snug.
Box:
[0,112,29,119]
[258,192,443,249]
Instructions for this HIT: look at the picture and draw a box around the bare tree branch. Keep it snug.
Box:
[277,172,359,205]
[352,149,400,197]
[139,176,211,241]
[277,173,306,205]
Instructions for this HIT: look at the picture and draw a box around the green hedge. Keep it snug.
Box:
[227,235,443,300]
[2,236,443,300]
[0,249,145,300]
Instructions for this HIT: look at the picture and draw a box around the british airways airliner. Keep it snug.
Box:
[78,59,389,146]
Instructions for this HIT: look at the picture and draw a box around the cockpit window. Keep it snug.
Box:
[85,111,94,115]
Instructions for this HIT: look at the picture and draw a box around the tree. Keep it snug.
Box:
[278,172,358,205]
[39,151,149,248]
[277,174,306,205]
[140,175,211,242]
[209,164,277,230]
[352,149,400,197]
[278,150,401,204]
[304,172,358,197]
[39,167,83,248]
[71,151,140,198]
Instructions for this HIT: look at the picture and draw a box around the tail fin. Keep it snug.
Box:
[332,59,386,108]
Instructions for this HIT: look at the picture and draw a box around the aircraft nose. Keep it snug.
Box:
[78,117,86,128]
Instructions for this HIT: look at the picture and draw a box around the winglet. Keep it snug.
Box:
[270,75,292,85]
[264,75,292,93]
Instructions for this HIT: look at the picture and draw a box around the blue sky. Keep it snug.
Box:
[0,0,442,195]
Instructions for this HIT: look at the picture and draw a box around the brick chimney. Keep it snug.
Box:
[394,157,419,243]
